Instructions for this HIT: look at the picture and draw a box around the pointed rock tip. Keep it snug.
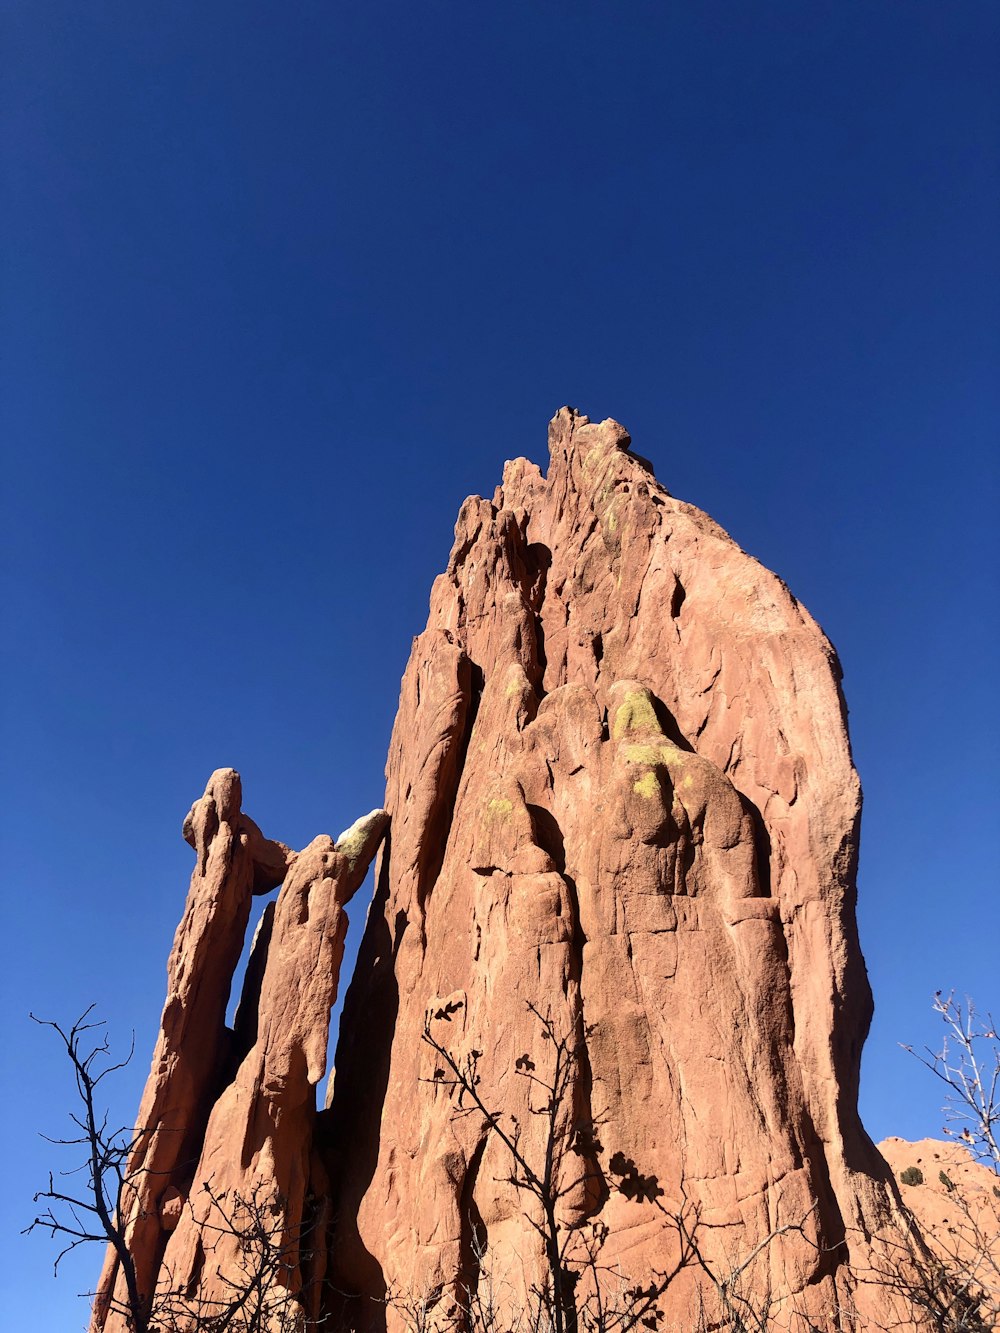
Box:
[206,767,242,819]
[182,768,242,847]
[547,406,632,458]
[335,806,388,846]
[500,455,544,490]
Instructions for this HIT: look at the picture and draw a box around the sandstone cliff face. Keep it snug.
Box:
[323,409,898,1326]
[94,409,943,1331]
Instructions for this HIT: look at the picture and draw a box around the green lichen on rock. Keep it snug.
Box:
[584,443,609,473]
[623,742,688,767]
[334,809,389,873]
[624,743,664,765]
[612,689,662,741]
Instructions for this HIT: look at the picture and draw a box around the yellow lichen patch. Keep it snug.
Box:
[503,664,532,703]
[633,771,660,799]
[612,689,662,740]
[599,478,617,507]
[334,810,386,872]
[584,445,605,472]
[337,826,364,856]
[486,796,513,820]
[600,487,628,535]
[681,773,695,789]
[623,743,663,765]
[623,741,688,769]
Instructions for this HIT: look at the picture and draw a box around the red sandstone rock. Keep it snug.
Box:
[93,411,970,1331]
[92,772,386,1331]
[877,1138,1000,1325]
[324,410,904,1328]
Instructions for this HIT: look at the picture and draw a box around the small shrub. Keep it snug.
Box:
[900,1165,924,1186]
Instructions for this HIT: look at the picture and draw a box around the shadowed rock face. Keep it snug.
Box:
[324,409,899,1326]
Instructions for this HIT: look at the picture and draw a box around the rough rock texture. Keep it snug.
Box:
[323,409,902,1327]
[93,770,387,1331]
[878,1138,1000,1324]
[93,410,962,1331]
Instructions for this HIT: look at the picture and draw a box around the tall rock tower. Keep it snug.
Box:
[94,411,914,1332]
[322,409,899,1327]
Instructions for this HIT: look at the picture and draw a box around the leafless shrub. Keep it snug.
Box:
[23,1007,152,1328]
[25,1008,325,1331]
[417,1000,819,1333]
[902,993,1000,1174]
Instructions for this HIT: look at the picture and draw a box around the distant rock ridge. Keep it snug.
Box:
[878,1136,1000,1296]
[93,410,964,1330]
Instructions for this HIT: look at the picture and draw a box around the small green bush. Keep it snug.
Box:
[899,1165,924,1186]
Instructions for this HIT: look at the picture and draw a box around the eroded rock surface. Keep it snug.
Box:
[324,409,900,1327]
[877,1138,1000,1324]
[92,771,386,1331]
[93,410,954,1331]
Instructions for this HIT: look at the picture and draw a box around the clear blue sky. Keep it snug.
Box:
[2,3,997,1325]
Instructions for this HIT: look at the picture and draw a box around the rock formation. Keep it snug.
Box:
[92,409,979,1331]
[92,770,387,1331]
[323,408,905,1328]
[878,1138,1000,1325]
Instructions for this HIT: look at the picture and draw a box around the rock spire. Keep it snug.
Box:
[92,771,387,1330]
[93,410,950,1329]
[323,409,898,1326]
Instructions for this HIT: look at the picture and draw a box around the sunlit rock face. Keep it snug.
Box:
[92,771,387,1332]
[93,410,936,1332]
[323,409,902,1328]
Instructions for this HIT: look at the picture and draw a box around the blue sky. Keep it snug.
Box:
[2,2,997,1325]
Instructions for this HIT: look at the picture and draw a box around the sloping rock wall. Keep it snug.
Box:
[878,1138,1000,1326]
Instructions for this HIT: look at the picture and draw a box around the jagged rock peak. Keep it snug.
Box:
[93,413,951,1332]
[547,405,632,456]
[323,409,906,1329]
